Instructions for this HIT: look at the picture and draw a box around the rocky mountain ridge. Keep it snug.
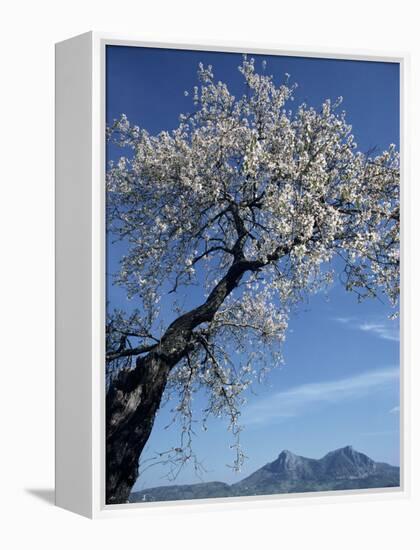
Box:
[130,446,400,503]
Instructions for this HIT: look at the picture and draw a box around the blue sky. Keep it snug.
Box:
[106,46,400,491]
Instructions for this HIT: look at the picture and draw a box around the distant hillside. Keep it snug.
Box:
[129,446,400,503]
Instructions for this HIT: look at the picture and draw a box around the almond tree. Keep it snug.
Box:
[105,58,399,504]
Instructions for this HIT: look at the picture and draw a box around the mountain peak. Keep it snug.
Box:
[327,445,354,453]
[323,445,359,459]
[278,449,296,459]
[263,449,317,480]
[321,446,376,479]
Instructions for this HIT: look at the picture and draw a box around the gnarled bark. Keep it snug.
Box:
[106,353,171,504]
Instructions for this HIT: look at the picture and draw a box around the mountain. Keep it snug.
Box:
[129,481,232,502]
[129,446,400,503]
[232,446,399,496]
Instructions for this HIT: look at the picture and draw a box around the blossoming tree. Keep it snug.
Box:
[105,58,399,504]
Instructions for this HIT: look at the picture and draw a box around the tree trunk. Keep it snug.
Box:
[106,358,165,503]
[106,258,263,504]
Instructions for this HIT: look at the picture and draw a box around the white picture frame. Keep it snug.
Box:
[55,31,410,519]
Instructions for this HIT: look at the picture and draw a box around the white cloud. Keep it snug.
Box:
[333,316,399,342]
[389,405,400,414]
[359,322,399,342]
[243,367,399,425]
[334,316,354,324]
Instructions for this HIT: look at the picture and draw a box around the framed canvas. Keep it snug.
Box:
[55,32,409,518]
